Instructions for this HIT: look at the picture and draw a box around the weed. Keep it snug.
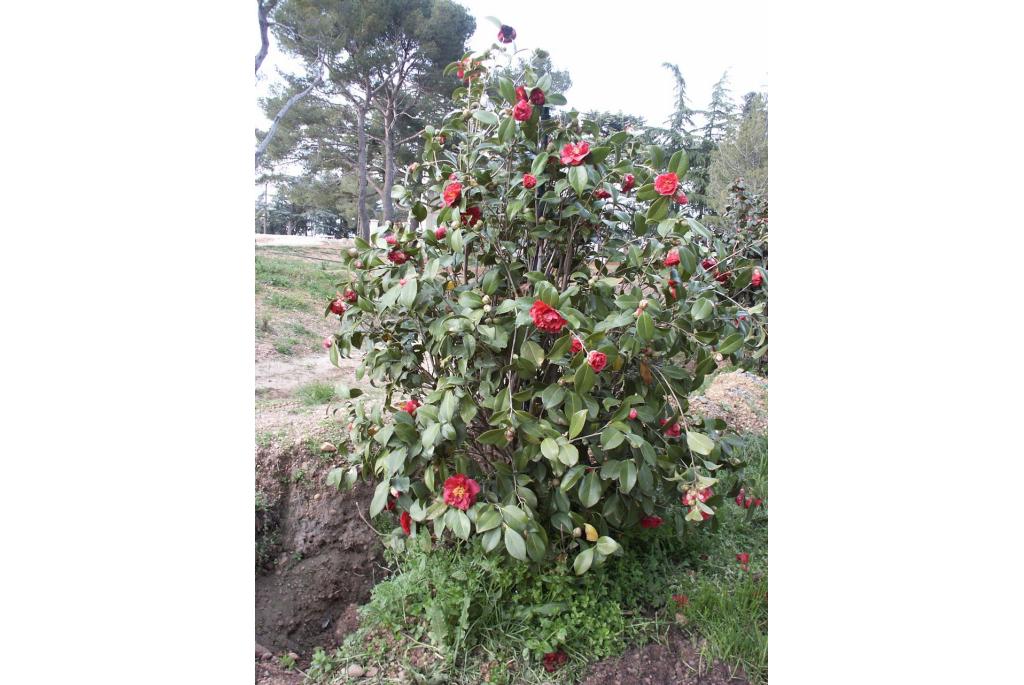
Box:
[277,653,296,671]
[274,338,300,356]
[266,292,310,312]
[258,314,272,333]
[296,381,337,405]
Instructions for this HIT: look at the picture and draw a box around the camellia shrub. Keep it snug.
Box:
[323,31,768,576]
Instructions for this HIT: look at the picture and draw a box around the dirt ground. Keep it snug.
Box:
[690,369,768,434]
[580,628,749,685]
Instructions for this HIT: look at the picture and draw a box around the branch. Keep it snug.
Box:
[255,79,317,168]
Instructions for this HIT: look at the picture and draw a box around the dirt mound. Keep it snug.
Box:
[581,628,749,685]
[256,443,384,655]
[690,370,767,434]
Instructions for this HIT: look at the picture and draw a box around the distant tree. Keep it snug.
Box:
[708,94,768,213]
[493,49,572,95]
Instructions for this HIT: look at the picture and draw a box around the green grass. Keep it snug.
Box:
[265,292,310,312]
[274,338,300,356]
[255,253,347,303]
[295,381,337,405]
[306,436,769,684]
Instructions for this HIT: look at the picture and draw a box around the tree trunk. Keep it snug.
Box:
[356,104,370,240]
[381,116,396,224]
[255,0,279,75]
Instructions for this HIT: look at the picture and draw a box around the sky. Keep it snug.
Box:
[256,1,768,150]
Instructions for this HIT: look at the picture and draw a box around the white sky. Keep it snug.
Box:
[256,1,768,144]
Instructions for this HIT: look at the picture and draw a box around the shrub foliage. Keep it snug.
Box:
[324,39,768,574]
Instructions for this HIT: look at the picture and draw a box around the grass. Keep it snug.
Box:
[265,292,310,312]
[274,338,300,356]
[255,252,347,302]
[295,381,337,405]
[306,435,769,684]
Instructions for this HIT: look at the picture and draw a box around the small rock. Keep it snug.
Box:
[347,663,365,678]
[320,442,337,453]
[365,666,379,677]
[255,642,273,660]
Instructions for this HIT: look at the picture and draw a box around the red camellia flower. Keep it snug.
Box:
[530,299,567,333]
[715,270,731,283]
[443,473,481,511]
[654,172,679,196]
[621,173,635,192]
[329,298,346,315]
[343,289,358,303]
[640,515,663,529]
[522,173,537,189]
[560,141,590,166]
[385,234,397,246]
[570,337,583,354]
[512,98,532,121]
[435,226,447,240]
[387,250,408,265]
[587,350,607,372]
[385,496,396,512]
[322,337,333,349]
[442,181,462,207]
[628,408,638,420]
[515,85,527,101]
[400,511,412,535]
[751,268,763,287]
[461,205,481,226]
[701,511,712,521]
[735,488,746,507]
[542,651,568,673]
[529,87,545,106]
[659,418,669,426]
[697,487,713,503]
[753,498,763,508]
[672,594,689,608]
[664,422,682,438]
[402,398,421,416]
[736,553,750,566]
[664,248,680,267]
[593,188,611,199]
[497,24,516,43]
[674,190,688,205]
[701,257,717,270]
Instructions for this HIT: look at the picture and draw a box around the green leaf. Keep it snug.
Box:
[521,340,545,368]
[478,428,510,446]
[600,427,625,450]
[691,298,714,321]
[369,480,390,518]
[558,443,579,466]
[669,149,689,177]
[531,153,550,176]
[475,506,502,533]
[481,527,501,552]
[574,363,596,395]
[569,408,587,439]
[504,527,527,561]
[421,422,441,448]
[636,311,653,340]
[473,110,499,126]
[541,438,560,461]
[448,509,471,540]
[579,471,602,508]
[540,383,565,409]
[619,461,637,493]
[399,278,417,308]
[560,465,585,491]
[525,529,547,562]
[497,76,516,103]
[573,547,595,575]
[500,505,529,533]
[686,431,715,456]
[498,116,514,144]
[595,536,620,555]
[647,196,669,222]
[390,184,406,199]
[568,165,588,196]
[439,391,458,423]
[718,333,743,355]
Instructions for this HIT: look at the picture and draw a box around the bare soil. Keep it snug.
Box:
[581,628,749,685]
[690,370,768,434]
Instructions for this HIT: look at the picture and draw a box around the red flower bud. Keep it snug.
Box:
[529,87,545,106]
[628,408,638,420]
[322,337,333,349]
[435,226,447,240]
[640,515,663,529]
[387,250,408,265]
[751,268,763,287]
[587,350,607,372]
[570,337,583,354]
[497,24,516,43]
[515,85,527,101]
[621,173,635,193]
[664,248,680,267]
[400,511,412,535]
[328,298,346,315]
[674,190,688,205]
[593,188,611,199]
[343,289,358,303]
[701,257,717,271]
[522,173,537,189]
